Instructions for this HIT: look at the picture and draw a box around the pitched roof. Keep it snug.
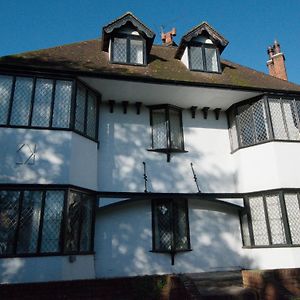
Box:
[0,39,300,93]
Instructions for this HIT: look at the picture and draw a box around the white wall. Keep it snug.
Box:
[98,104,237,194]
[0,128,98,190]
[0,255,95,284]
[94,199,248,278]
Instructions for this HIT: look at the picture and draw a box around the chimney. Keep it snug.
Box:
[266,40,287,81]
[161,28,176,46]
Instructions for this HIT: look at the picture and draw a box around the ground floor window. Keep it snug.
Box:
[152,199,190,255]
[241,190,300,247]
[0,187,95,257]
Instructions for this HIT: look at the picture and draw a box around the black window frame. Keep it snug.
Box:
[0,185,96,258]
[148,104,187,161]
[151,198,191,258]
[240,189,300,248]
[0,73,100,142]
[188,42,221,73]
[110,33,147,66]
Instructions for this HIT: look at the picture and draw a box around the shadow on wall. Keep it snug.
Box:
[0,128,71,184]
[95,199,253,278]
[99,104,237,193]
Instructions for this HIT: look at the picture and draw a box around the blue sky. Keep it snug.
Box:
[0,0,299,84]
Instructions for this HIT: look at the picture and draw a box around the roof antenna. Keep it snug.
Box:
[190,162,201,193]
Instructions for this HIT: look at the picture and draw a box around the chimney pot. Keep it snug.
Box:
[161,28,176,46]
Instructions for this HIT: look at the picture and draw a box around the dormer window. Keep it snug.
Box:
[189,43,220,72]
[111,35,145,65]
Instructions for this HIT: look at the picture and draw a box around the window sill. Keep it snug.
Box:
[150,248,192,253]
[110,61,147,67]
[242,244,300,249]
[147,148,188,162]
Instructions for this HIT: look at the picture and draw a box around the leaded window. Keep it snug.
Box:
[111,35,145,65]
[0,75,99,141]
[0,188,95,257]
[149,105,185,153]
[241,191,300,247]
[152,199,190,252]
[189,44,220,73]
[228,96,300,151]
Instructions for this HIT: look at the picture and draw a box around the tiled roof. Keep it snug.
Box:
[0,39,300,93]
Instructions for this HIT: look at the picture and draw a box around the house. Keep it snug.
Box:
[0,12,300,284]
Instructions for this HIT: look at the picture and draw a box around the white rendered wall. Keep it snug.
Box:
[95,199,248,278]
[98,105,236,194]
[0,255,95,284]
[0,128,98,190]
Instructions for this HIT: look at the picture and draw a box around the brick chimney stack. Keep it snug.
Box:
[267,40,288,81]
[161,28,176,46]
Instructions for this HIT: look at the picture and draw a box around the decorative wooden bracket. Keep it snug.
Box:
[136,102,142,115]
[108,100,115,113]
[190,106,197,119]
[202,107,210,119]
[122,101,129,114]
[214,108,221,120]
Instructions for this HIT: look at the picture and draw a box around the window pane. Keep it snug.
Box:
[152,109,168,148]
[284,193,300,244]
[10,77,33,126]
[31,79,53,127]
[17,191,42,254]
[265,195,286,244]
[130,39,143,64]
[190,46,204,70]
[241,213,251,246]
[153,200,172,250]
[41,191,64,253]
[113,38,127,63]
[238,105,255,146]
[52,80,72,128]
[86,92,97,139]
[205,48,219,72]
[0,75,13,125]
[75,85,86,132]
[80,195,93,252]
[228,109,239,151]
[269,98,288,139]
[169,109,183,149]
[173,200,189,250]
[65,191,81,252]
[0,191,20,255]
[282,100,300,140]
[249,196,269,245]
[252,100,269,142]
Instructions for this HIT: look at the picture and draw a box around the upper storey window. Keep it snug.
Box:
[175,22,228,73]
[111,34,145,65]
[102,12,155,66]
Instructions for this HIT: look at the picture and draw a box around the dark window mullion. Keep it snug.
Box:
[265,96,275,140]
[77,195,84,252]
[166,107,171,149]
[170,200,175,253]
[149,109,154,149]
[13,191,24,254]
[28,77,37,126]
[202,46,207,71]
[280,97,290,140]
[126,37,130,63]
[184,199,191,249]
[84,89,88,135]
[179,109,185,150]
[70,79,77,131]
[263,196,272,245]
[235,108,243,148]
[280,191,292,245]
[49,79,57,128]
[37,190,46,253]
[250,105,257,144]
[7,76,16,125]
[292,99,300,132]
[61,189,69,253]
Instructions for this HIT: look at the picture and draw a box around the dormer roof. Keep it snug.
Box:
[175,21,229,59]
[101,12,156,54]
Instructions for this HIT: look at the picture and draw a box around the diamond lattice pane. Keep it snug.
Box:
[31,79,53,127]
[0,75,13,125]
[17,191,42,254]
[152,109,168,148]
[252,100,269,142]
[86,92,97,139]
[173,200,189,250]
[238,104,255,146]
[249,196,269,246]
[80,195,94,252]
[284,193,300,244]
[113,38,127,63]
[10,77,33,126]
[269,98,288,139]
[41,191,64,253]
[205,48,219,72]
[52,80,72,128]
[190,46,204,70]
[265,194,286,244]
[75,85,86,133]
[0,191,20,255]
[130,39,143,64]
[282,100,300,140]
[169,109,183,150]
[241,213,251,246]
